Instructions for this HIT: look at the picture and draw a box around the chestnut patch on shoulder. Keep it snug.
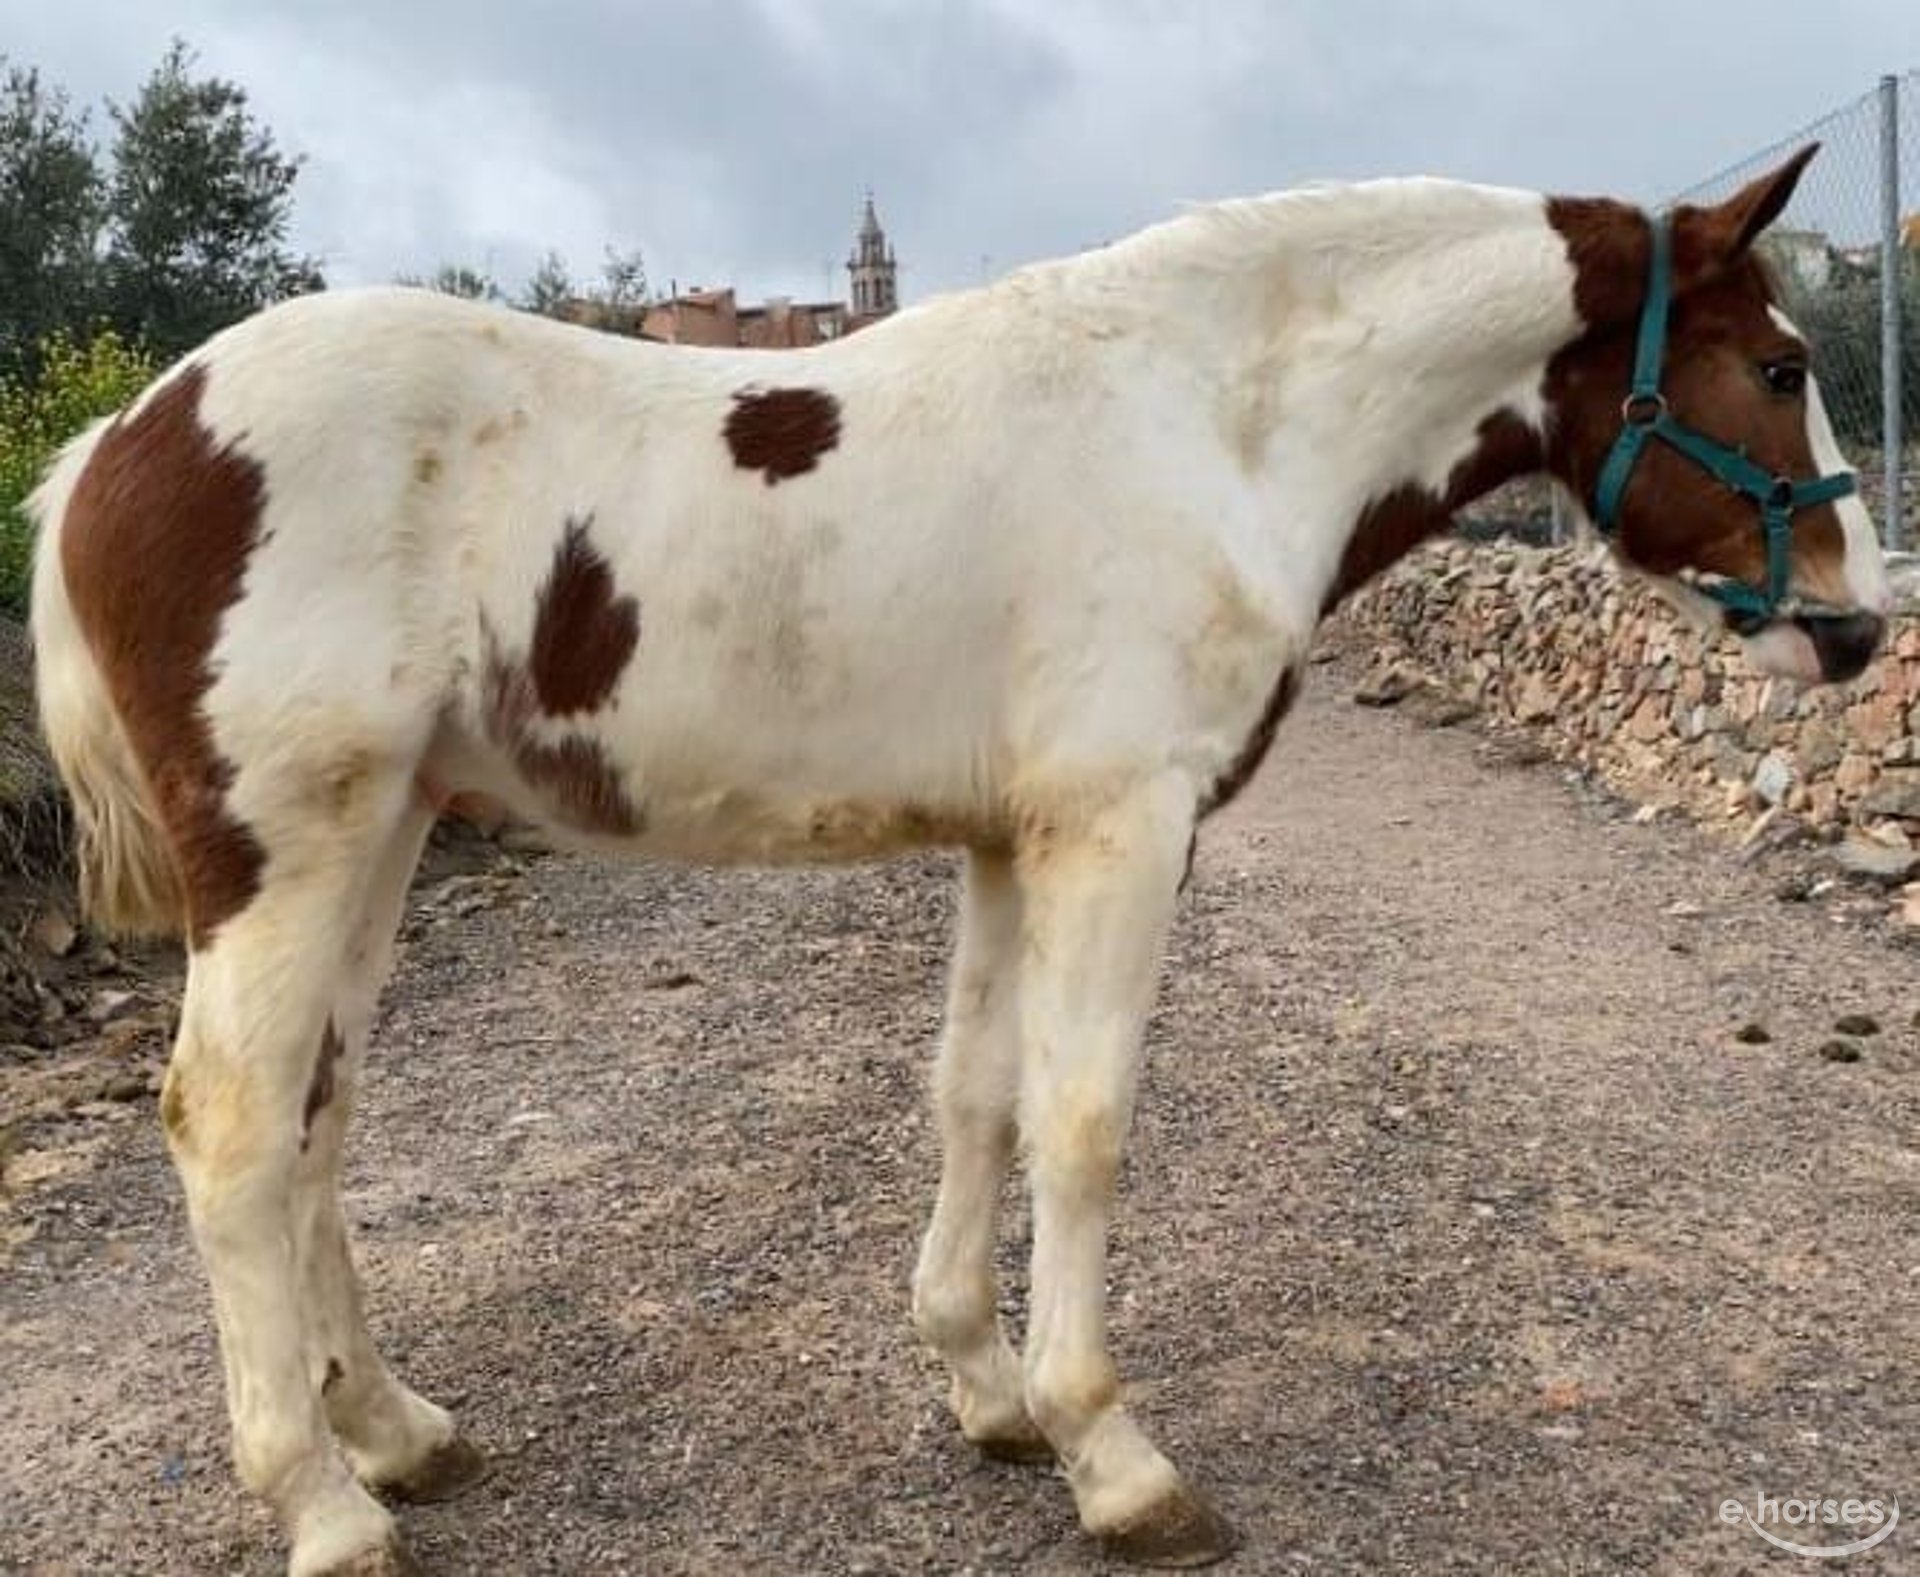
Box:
[301,1020,345,1149]
[530,515,640,716]
[1321,413,1542,616]
[1201,665,1300,817]
[60,365,269,951]
[724,386,841,484]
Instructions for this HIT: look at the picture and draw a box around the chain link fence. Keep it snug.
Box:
[1671,71,1918,552]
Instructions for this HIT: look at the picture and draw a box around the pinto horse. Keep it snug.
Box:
[30,148,1890,1573]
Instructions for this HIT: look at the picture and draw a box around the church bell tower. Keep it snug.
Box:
[847,192,898,321]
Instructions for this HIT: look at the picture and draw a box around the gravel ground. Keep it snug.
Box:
[2,661,1918,1576]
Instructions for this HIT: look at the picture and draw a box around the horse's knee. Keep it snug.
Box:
[912,1260,995,1355]
[163,1052,279,1198]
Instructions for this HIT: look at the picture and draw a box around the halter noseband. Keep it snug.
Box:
[1588,217,1855,632]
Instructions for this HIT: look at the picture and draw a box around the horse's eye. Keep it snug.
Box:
[1761,360,1807,397]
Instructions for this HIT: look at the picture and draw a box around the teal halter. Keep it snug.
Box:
[1589,217,1856,631]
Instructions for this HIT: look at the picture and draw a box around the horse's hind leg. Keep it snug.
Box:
[163,791,421,1575]
[912,849,1048,1460]
[292,800,486,1502]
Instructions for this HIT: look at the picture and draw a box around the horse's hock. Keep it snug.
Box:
[1335,538,1920,852]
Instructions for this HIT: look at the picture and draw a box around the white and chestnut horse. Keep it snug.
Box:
[30,148,1890,1573]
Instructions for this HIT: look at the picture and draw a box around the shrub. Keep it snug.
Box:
[0,329,155,613]
[1779,258,1920,452]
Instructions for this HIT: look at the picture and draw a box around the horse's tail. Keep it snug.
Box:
[28,419,188,939]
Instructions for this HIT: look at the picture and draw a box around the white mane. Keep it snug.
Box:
[1018,176,1555,295]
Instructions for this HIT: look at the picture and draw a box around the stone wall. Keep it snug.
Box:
[1333,540,1920,844]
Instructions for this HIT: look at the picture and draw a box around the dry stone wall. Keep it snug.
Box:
[1333,540,1920,844]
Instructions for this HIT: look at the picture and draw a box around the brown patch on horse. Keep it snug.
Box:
[323,1358,345,1396]
[529,516,641,716]
[1200,664,1302,817]
[1542,195,1648,332]
[1320,413,1544,617]
[483,632,643,838]
[60,365,268,950]
[724,387,842,484]
[301,1020,345,1150]
[1541,154,1848,602]
[1545,150,1815,340]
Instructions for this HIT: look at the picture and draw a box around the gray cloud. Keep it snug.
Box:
[3,0,1913,305]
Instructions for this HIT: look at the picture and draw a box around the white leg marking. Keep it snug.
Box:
[912,850,1039,1453]
[164,861,399,1575]
[292,805,464,1491]
[1016,776,1197,1536]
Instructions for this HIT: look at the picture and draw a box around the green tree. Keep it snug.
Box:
[0,329,156,613]
[399,262,504,301]
[1769,241,1920,453]
[521,249,574,316]
[102,40,321,361]
[598,246,647,310]
[0,62,104,380]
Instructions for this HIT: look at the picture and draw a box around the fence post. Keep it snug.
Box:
[1881,73,1905,551]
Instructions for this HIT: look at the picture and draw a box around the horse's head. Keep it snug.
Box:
[1545,146,1890,684]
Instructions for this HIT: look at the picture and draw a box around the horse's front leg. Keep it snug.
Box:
[1016,777,1238,1566]
[913,848,1048,1460]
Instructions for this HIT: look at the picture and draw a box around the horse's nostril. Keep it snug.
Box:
[1798,612,1885,683]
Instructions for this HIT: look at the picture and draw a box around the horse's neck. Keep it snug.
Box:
[1100,182,1581,605]
[1113,183,1575,500]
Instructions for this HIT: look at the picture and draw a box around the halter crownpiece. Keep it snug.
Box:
[1588,216,1856,633]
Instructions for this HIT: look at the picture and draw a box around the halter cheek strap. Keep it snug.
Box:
[1588,217,1855,629]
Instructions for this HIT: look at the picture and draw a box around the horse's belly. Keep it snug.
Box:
[429,696,1001,867]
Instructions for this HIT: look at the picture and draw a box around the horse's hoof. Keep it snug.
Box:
[1097,1484,1241,1569]
[309,1536,426,1577]
[378,1436,490,1505]
[970,1419,1056,1465]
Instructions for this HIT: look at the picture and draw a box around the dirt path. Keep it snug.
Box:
[3,664,1918,1576]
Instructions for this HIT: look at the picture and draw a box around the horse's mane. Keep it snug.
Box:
[1081,177,1550,283]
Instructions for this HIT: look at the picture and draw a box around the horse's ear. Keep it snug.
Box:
[1672,144,1818,282]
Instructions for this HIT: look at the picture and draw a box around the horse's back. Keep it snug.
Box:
[42,283,1268,871]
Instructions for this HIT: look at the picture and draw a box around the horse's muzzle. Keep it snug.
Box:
[1794,610,1885,683]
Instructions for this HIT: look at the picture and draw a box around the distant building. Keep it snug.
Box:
[635,288,852,348]
[568,196,901,349]
[847,192,899,324]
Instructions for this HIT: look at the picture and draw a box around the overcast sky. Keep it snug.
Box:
[4,2,1915,305]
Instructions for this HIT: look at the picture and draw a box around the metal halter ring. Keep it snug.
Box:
[1620,391,1667,425]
